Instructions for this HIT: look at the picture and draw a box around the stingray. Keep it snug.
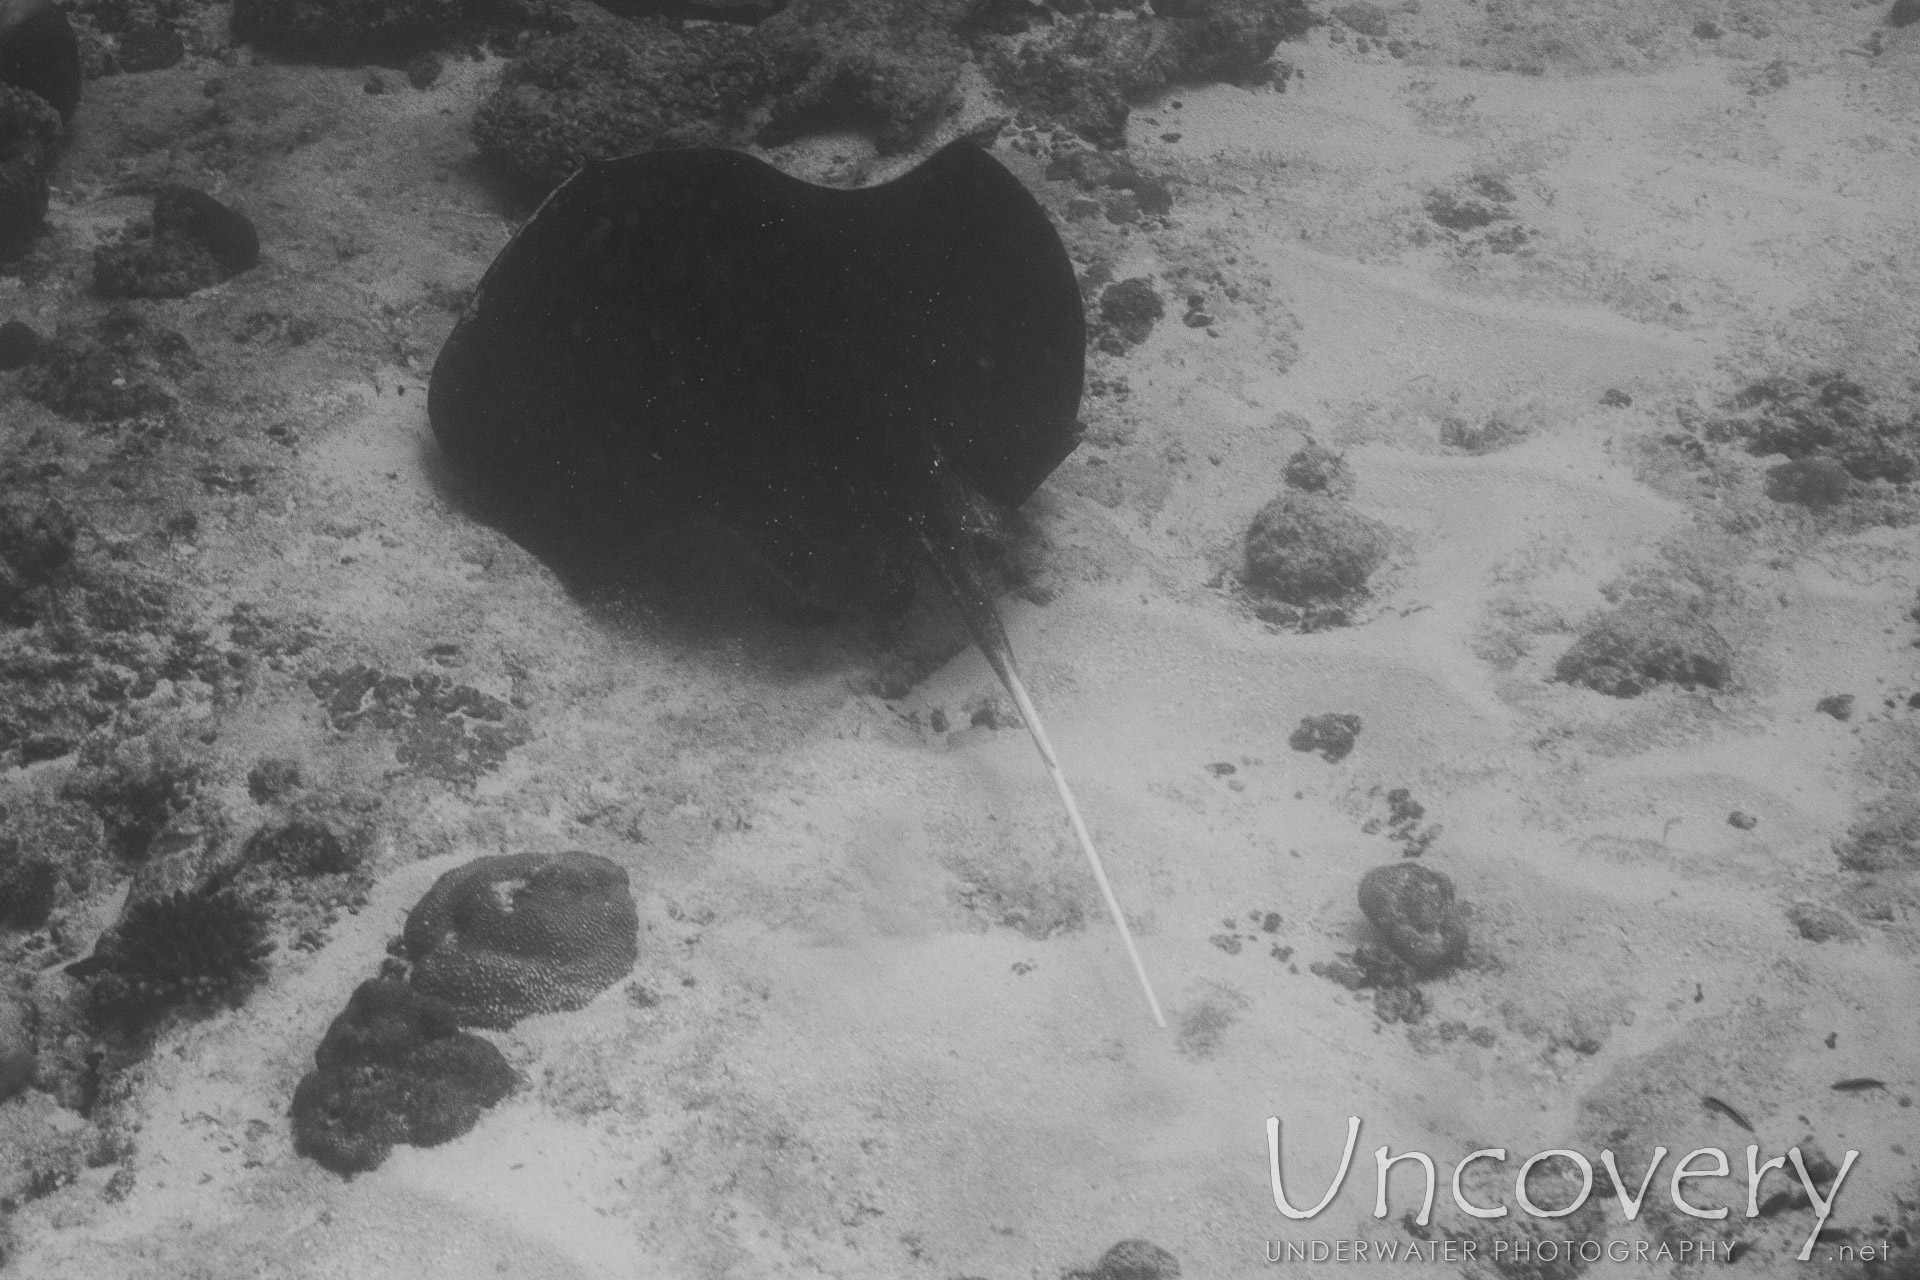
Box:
[430,141,1164,1025]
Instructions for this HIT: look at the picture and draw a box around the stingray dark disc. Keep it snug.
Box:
[429,141,1084,612]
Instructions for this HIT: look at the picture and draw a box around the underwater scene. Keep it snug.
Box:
[1,0,1919,1275]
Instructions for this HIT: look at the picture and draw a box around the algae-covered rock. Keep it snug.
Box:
[1554,598,1732,697]
[18,309,196,422]
[1357,862,1468,975]
[1243,491,1390,606]
[232,0,553,61]
[94,187,260,301]
[472,15,765,192]
[750,0,971,150]
[1288,712,1360,763]
[0,82,60,256]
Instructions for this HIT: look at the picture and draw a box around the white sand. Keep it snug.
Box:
[6,3,1920,1277]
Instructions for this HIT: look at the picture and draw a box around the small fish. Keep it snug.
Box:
[1831,1078,1886,1093]
[1702,1096,1754,1132]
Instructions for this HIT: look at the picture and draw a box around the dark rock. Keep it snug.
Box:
[243,819,356,875]
[1242,491,1390,606]
[116,23,185,72]
[964,0,1050,36]
[1440,413,1524,454]
[1727,810,1758,830]
[751,0,971,151]
[1764,456,1851,508]
[1329,1,1388,37]
[1836,795,1920,871]
[1347,939,1416,988]
[0,317,40,368]
[0,496,77,625]
[1600,388,1632,407]
[1098,277,1163,349]
[94,186,260,300]
[0,0,81,122]
[1704,372,1920,485]
[1785,902,1856,943]
[1385,788,1424,829]
[1288,712,1361,763]
[606,0,785,19]
[1048,144,1142,193]
[1469,174,1515,203]
[290,979,519,1174]
[0,82,61,256]
[1155,0,1310,82]
[1130,175,1173,215]
[1373,983,1425,1023]
[1282,440,1352,495]
[93,231,219,298]
[246,757,303,802]
[0,547,229,768]
[1553,598,1732,697]
[1425,191,1504,231]
[985,17,1173,149]
[0,998,31,1103]
[18,309,195,421]
[16,733,72,762]
[405,850,640,1028]
[1096,1238,1181,1280]
[1890,0,1918,28]
[405,52,442,87]
[0,836,57,927]
[1357,862,1468,974]
[62,750,202,861]
[233,0,503,63]
[1310,957,1366,989]
[1815,693,1853,721]
[472,15,764,193]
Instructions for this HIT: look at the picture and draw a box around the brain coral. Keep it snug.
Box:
[405,851,639,1028]
[290,979,519,1174]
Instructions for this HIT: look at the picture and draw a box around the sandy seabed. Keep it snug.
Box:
[3,1,1920,1277]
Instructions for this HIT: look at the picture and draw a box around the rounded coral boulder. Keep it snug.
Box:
[1357,862,1468,975]
[291,979,519,1174]
[404,850,639,1029]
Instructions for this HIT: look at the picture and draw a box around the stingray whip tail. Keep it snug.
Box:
[915,522,1167,1029]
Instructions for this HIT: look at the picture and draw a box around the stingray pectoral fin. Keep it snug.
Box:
[914,524,1166,1030]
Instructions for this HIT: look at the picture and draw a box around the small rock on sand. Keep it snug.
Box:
[1358,863,1469,974]
[1786,902,1856,943]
